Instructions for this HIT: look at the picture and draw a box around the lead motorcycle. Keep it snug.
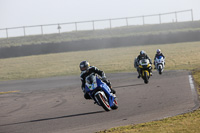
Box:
[85,74,118,111]
[155,55,165,75]
[138,59,152,84]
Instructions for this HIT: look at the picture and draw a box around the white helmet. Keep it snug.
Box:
[157,49,161,55]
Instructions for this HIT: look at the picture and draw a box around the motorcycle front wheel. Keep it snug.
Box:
[111,98,118,110]
[144,71,149,84]
[158,65,162,75]
[96,93,111,111]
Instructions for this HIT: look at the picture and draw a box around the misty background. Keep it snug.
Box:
[0,0,200,58]
[0,0,200,38]
[1,0,200,28]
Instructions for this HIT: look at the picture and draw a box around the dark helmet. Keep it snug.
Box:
[80,61,90,71]
[140,50,146,57]
[157,49,161,55]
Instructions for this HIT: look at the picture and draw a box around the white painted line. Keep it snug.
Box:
[188,75,196,96]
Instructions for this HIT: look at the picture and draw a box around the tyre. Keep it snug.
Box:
[144,71,149,84]
[159,66,162,75]
[96,93,111,111]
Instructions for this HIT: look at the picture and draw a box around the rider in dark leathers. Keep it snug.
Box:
[80,61,116,99]
[134,50,153,78]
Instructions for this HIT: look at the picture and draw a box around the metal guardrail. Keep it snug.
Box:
[0,9,193,38]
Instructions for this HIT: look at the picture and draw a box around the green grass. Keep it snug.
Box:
[0,41,200,81]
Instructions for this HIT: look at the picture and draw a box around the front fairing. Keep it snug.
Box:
[139,59,151,70]
[85,76,110,94]
[85,77,100,92]
[85,76,114,107]
[155,56,164,64]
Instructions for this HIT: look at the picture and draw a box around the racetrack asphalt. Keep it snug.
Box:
[0,70,199,133]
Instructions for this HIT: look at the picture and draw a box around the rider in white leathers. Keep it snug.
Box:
[154,49,165,68]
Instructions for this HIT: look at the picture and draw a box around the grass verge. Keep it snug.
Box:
[0,41,200,81]
[97,70,200,133]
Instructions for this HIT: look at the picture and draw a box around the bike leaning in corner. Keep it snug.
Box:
[138,59,152,84]
[85,74,118,111]
[155,55,165,75]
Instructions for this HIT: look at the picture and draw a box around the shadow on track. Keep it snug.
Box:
[0,110,104,127]
[113,83,144,89]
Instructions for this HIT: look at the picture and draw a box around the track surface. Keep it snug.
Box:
[0,70,199,133]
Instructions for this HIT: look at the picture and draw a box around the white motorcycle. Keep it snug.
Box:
[154,56,165,75]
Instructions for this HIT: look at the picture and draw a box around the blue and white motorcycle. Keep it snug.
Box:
[154,55,165,75]
[85,74,118,111]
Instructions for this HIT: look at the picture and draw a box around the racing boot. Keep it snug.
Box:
[137,68,141,78]
[149,67,153,76]
[84,92,92,100]
[137,72,141,78]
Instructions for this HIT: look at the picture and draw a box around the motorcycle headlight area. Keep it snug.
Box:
[87,84,93,89]
[86,75,96,84]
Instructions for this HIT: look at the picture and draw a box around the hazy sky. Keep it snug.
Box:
[0,0,200,28]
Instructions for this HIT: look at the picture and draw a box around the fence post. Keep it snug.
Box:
[41,25,43,35]
[6,28,8,38]
[126,18,129,26]
[191,9,194,21]
[75,22,77,31]
[142,16,145,25]
[159,14,161,24]
[109,19,112,29]
[57,24,61,33]
[23,26,26,36]
[175,12,177,22]
[93,21,95,30]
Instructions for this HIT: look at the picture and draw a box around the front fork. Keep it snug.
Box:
[138,67,151,76]
[100,84,115,107]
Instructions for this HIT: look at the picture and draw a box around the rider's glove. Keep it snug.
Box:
[102,76,107,81]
